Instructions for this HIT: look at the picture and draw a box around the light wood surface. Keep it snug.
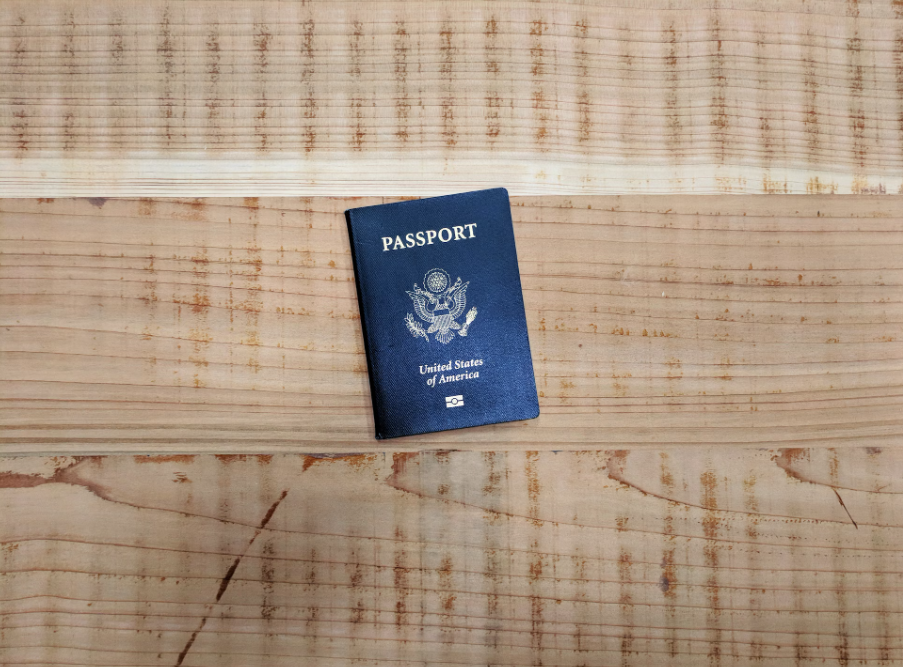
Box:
[1,449,900,665]
[4,0,903,196]
[3,0,902,662]
[1,195,901,453]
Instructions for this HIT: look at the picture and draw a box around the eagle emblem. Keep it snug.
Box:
[405,268,477,344]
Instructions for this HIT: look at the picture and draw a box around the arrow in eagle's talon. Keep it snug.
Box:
[458,307,478,336]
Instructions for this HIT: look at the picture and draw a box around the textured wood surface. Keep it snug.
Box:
[1,195,901,453]
[4,1,902,662]
[4,0,903,196]
[1,449,901,665]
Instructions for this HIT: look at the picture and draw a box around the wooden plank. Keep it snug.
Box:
[1,195,901,453]
[2,0,903,196]
[1,449,900,665]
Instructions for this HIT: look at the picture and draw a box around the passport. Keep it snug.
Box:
[345,188,540,439]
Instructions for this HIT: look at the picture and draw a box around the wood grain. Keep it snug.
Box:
[1,195,901,453]
[1,449,901,665]
[4,1,903,196]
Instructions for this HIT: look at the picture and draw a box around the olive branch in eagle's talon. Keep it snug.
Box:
[405,313,429,340]
[458,307,478,336]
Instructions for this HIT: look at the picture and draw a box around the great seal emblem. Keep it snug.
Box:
[405,268,478,344]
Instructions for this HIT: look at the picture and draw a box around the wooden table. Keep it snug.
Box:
[2,2,902,665]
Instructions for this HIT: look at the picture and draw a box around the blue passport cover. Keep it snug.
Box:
[345,188,540,439]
